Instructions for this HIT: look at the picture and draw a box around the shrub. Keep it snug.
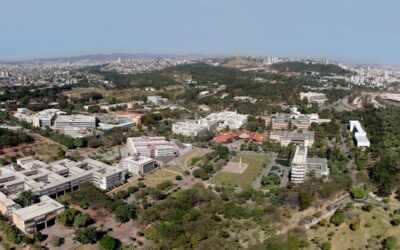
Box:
[321,241,332,250]
[49,235,63,247]
[349,221,360,231]
[382,236,398,250]
[74,227,98,244]
[73,214,93,228]
[99,235,121,250]
[390,216,400,226]
[318,219,328,227]
[192,168,209,180]
[175,175,182,181]
[350,188,367,199]
[361,204,374,212]
[330,211,346,226]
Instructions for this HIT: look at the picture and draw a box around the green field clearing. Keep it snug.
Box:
[210,152,268,187]
[178,147,210,168]
[164,164,183,173]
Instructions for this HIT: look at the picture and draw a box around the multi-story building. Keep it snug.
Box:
[270,131,315,147]
[290,146,308,183]
[349,120,370,148]
[33,109,65,128]
[4,157,126,198]
[119,155,156,175]
[300,92,328,105]
[12,196,64,234]
[172,120,212,137]
[0,157,127,233]
[54,114,97,129]
[172,111,248,137]
[0,192,19,216]
[290,146,329,183]
[126,136,176,159]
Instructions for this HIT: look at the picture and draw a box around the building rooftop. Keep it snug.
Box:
[13,196,63,222]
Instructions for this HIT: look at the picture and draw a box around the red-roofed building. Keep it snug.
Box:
[213,130,265,144]
[213,131,237,143]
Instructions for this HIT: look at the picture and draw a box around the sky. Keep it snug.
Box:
[1,0,399,65]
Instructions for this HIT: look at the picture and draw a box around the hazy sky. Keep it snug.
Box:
[1,0,399,64]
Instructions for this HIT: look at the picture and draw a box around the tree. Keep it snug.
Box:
[18,190,38,207]
[370,155,400,196]
[330,210,346,226]
[73,214,93,228]
[99,235,120,250]
[57,208,79,227]
[114,204,137,223]
[299,191,313,211]
[74,227,98,244]
[350,187,367,200]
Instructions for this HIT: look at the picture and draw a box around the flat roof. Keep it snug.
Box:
[13,196,63,222]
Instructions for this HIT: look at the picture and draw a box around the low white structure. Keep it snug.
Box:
[349,120,370,148]
[126,136,176,159]
[172,111,248,137]
[147,96,166,105]
[300,92,328,105]
[119,155,156,175]
[270,131,315,147]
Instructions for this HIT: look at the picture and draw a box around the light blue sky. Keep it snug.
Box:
[1,0,399,64]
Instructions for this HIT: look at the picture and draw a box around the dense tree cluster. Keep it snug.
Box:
[0,128,33,149]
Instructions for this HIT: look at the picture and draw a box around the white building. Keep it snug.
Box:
[9,156,126,197]
[119,155,156,175]
[12,195,64,234]
[33,109,65,128]
[54,114,97,129]
[290,146,308,183]
[172,111,248,137]
[147,96,164,105]
[349,120,370,148]
[270,131,315,147]
[290,146,329,183]
[126,136,176,159]
[300,92,328,105]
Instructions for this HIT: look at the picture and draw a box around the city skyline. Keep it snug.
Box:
[1,0,400,65]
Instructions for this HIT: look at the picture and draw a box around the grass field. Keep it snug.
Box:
[210,152,268,187]
[164,164,183,173]
[308,207,400,250]
[178,147,210,168]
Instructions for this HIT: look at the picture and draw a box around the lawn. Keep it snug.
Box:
[178,147,210,168]
[308,207,400,250]
[164,164,183,173]
[210,152,268,187]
